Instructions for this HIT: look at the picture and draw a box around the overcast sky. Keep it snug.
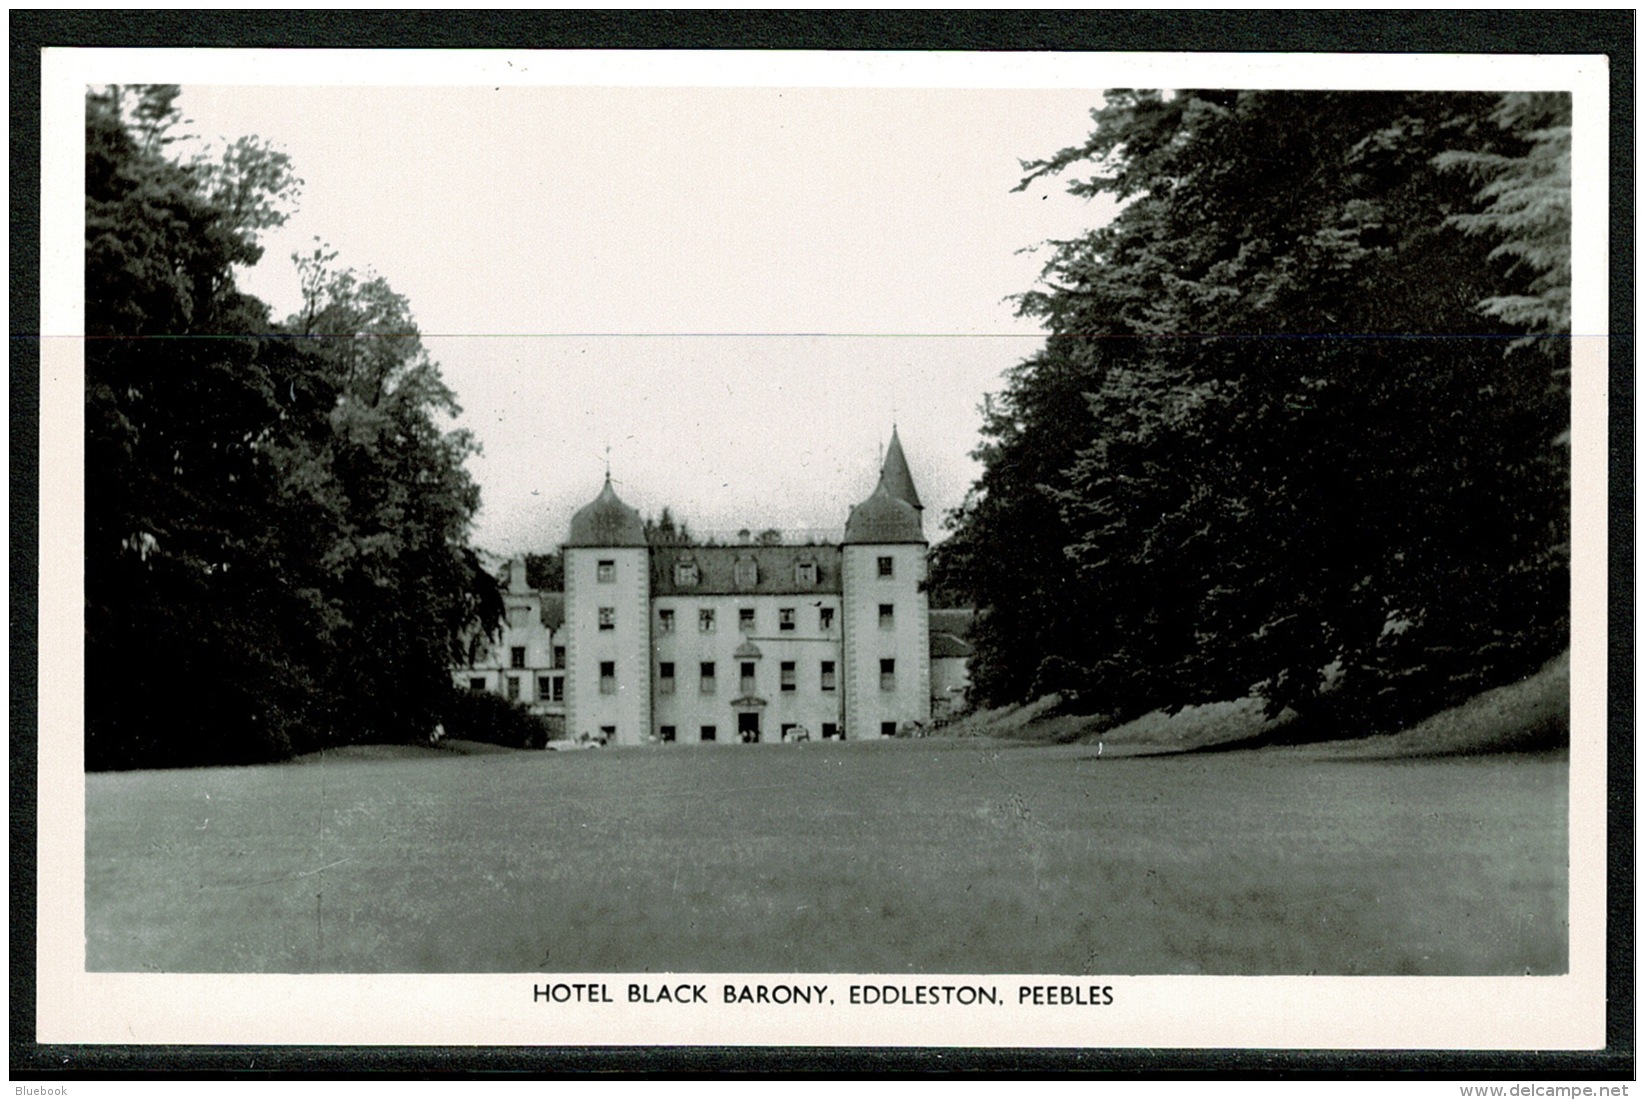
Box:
[170,83,1118,553]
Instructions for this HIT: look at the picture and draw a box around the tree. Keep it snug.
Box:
[86,84,311,766]
[644,507,698,546]
[85,87,498,767]
[940,90,1570,735]
[524,551,564,591]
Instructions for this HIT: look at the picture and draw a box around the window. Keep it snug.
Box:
[778,607,795,632]
[552,645,566,669]
[674,561,699,586]
[877,555,894,578]
[740,661,756,694]
[822,722,838,740]
[700,662,717,694]
[734,559,758,587]
[780,661,796,692]
[739,608,755,633]
[701,725,717,742]
[510,646,526,669]
[657,609,675,634]
[880,658,896,691]
[597,559,615,583]
[658,661,675,693]
[699,609,716,633]
[781,723,797,740]
[879,603,894,629]
[600,725,615,743]
[660,725,677,743]
[882,721,897,737]
[507,676,521,700]
[551,676,564,702]
[508,605,529,628]
[820,660,836,691]
[795,561,817,586]
[537,676,552,700]
[469,676,486,692]
[819,606,835,631]
[600,661,616,694]
[598,607,614,631]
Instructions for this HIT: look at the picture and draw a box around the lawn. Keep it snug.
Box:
[85,738,1567,974]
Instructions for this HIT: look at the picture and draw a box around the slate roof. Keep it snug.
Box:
[928,608,975,639]
[842,483,924,545]
[879,426,923,512]
[539,593,565,632]
[565,477,648,547]
[928,607,975,659]
[651,544,844,596]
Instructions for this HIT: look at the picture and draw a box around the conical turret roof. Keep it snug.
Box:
[565,477,647,547]
[843,481,924,545]
[879,426,922,512]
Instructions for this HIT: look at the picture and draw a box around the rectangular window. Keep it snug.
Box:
[699,608,716,633]
[781,723,797,740]
[597,559,615,583]
[657,609,675,634]
[740,661,756,694]
[552,645,566,669]
[879,603,894,629]
[780,661,796,692]
[779,607,795,632]
[734,559,758,587]
[508,605,529,628]
[469,677,486,692]
[659,661,675,693]
[598,607,614,631]
[660,726,677,743]
[820,660,836,691]
[796,561,817,586]
[881,721,897,737]
[551,676,564,702]
[701,725,717,742]
[537,676,552,700]
[510,646,526,669]
[600,660,616,694]
[700,662,716,694]
[600,725,615,743]
[819,606,835,631]
[877,555,894,578]
[739,608,755,633]
[822,722,839,739]
[506,676,521,700]
[674,561,699,587]
[880,658,895,691]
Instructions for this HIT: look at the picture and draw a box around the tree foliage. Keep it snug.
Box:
[935,91,1570,735]
[85,86,499,768]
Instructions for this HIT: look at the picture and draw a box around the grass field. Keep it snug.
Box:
[86,736,1567,975]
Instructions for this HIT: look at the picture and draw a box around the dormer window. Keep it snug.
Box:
[734,558,758,587]
[674,560,700,587]
[795,560,818,586]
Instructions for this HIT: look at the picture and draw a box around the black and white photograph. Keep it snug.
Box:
[31,42,1613,1058]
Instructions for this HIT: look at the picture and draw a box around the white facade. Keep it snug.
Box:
[451,557,567,719]
[557,430,937,747]
[565,543,651,746]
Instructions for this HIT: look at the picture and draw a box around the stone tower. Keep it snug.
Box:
[563,476,651,745]
[841,429,931,738]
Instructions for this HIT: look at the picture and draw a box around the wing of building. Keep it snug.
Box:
[454,428,973,745]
